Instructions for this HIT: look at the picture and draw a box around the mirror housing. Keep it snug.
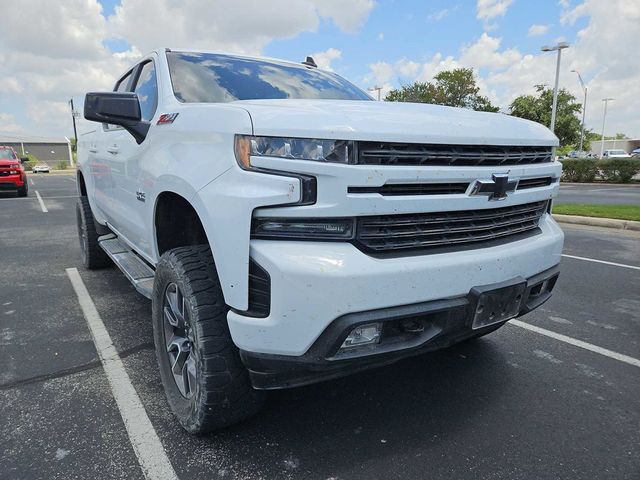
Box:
[84,92,150,144]
[20,157,29,163]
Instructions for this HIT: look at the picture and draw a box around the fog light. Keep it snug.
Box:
[340,323,381,349]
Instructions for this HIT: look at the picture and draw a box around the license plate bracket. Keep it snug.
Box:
[470,279,527,329]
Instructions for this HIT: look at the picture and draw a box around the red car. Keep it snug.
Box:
[0,146,28,197]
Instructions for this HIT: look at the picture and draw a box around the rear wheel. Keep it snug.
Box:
[76,196,111,269]
[152,245,265,434]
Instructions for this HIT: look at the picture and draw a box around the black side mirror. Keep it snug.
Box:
[84,92,150,144]
[20,157,29,163]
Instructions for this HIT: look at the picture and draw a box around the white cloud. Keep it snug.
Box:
[476,0,513,21]
[378,32,384,41]
[366,61,395,85]
[0,0,374,136]
[0,113,24,134]
[528,24,551,36]
[311,48,342,71]
[459,33,521,70]
[427,8,451,21]
[396,59,420,78]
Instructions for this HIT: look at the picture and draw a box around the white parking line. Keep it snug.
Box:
[36,195,78,199]
[68,176,77,182]
[509,319,640,368]
[35,191,48,213]
[66,268,178,480]
[562,254,640,271]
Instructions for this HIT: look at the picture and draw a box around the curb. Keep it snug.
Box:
[553,214,640,232]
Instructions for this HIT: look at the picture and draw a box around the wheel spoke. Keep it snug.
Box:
[184,354,197,396]
[165,286,186,328]
[163,282,197,398]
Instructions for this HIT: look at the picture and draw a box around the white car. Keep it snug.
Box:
[602,149,631,158]
[32,164,50,173]
[77,48,564,433]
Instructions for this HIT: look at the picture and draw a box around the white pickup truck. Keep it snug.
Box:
[77,48,563,433]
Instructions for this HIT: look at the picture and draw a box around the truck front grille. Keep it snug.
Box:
[357,143,553,166]
[355,201,548,253]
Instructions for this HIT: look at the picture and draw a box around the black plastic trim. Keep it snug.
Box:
[230,258,271,318]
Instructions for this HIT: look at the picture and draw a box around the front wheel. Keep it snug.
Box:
[17,184,28,197]
[152,245,265,434]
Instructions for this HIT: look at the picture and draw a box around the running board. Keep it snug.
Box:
[98,235,154,299]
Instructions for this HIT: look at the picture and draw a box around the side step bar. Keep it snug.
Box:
[98,235,154,299]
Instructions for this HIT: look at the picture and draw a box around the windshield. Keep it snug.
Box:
[0,148,17,160]
[167,52,372,103]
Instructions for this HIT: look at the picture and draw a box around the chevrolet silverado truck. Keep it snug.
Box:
[77,49,563,433]
[0,146,28,196]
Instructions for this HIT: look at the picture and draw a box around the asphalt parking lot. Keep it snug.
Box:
[1,173,639,480]
[557,183,640,205]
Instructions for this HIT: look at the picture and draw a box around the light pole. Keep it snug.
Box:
[571,69,587,153]
[541,42,569,134]
[69,98,78,147]
[368,86,382,101]
[600,98,614,158]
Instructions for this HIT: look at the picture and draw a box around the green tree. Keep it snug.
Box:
[385,68,499,112]
[509,84,582,146]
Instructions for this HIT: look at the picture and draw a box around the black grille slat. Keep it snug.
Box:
[517,177,555,189]
[348,182,469,196]
[356,201,547,253]
[357,143,553,167]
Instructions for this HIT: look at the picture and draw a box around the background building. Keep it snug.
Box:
[0,134,73,165]
[590,139,640,155]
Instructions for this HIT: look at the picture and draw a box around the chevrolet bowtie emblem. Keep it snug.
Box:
[471,174,517,201]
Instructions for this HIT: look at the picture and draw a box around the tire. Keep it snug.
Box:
[152,245,265,434]
[76,196,111,269]
[17,184,28,197]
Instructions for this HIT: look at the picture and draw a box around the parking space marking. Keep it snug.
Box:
[37,195,78,199]
[562,254,640,271]
[68,176,77,182]
[66,268,178,480]
[35,191,48,213]
[510,319,640,368]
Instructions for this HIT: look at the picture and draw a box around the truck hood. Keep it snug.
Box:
[231,99,558,146]
[0,159,19,167]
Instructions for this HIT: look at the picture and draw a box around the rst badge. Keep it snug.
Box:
[157,113,179,125]
[470,173,517,201]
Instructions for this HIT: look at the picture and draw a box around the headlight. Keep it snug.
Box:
[252,217,355,240]
[235,135,354,169]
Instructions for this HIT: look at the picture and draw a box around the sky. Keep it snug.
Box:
[0,0,638,140]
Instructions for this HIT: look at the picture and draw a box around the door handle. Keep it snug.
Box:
[106,146,119,154]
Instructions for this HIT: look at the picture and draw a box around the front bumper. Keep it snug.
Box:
[228,213,563,357]
[0,174,25,190]
[241,264,559,389]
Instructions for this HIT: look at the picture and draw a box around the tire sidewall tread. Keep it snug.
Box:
[152,245,264,434]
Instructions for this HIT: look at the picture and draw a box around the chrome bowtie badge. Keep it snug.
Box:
[471,173,518,201]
